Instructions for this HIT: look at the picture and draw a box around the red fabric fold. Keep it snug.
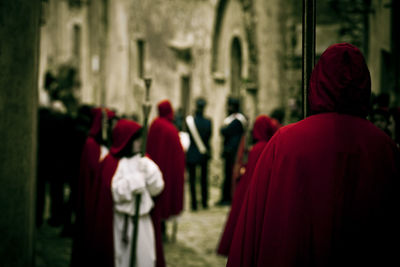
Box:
[146,100,185,267]
[146,100,185,220]
[227,44,400,267]
[218,115,276,256]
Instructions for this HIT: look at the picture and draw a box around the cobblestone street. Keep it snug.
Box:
[35,182,229,267]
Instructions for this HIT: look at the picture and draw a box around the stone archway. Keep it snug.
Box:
[211,0,249,77]
[210,0,259,124]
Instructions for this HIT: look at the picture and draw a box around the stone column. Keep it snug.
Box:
[0,1,40,266]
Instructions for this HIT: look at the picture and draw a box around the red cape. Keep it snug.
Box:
[147,100,184,267]
[91,153,119,267]
[227,44,400,266]
[146,100,185,220]
[90,119,142,267]
[218,115,276,256]
[71,136,100,265]
[72,108,108,265]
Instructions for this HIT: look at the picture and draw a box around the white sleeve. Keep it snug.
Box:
[140,157,164,197]
[112,162,146,205]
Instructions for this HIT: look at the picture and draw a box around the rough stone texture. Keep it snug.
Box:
[0,0,40,266]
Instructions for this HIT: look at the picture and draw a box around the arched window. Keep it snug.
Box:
[230,37,242,96]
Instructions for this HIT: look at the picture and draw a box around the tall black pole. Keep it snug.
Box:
[302,0,316,118]
[130,78,152,267]
[141,78,152,155]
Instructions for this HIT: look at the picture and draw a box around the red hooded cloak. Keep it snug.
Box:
[227,43,399,267]
[217,115,277,256]
[91,119,142,267]
[71,107,115,265]
[146,100,185,267]
[146,100,185,219]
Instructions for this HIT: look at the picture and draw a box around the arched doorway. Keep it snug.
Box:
[230,37,242,97]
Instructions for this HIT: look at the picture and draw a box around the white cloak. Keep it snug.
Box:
[111,154,164,267]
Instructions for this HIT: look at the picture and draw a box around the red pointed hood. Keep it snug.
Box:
[252,115,277,142]
[110,119,142,156]
[89,107,116,137]
[309,43,371,117]
[158,100,174,121]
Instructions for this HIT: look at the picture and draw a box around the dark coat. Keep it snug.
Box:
[221,118,244,159]
[186,114,212,164]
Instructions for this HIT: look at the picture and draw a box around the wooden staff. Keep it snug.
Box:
[130,78,152,267]
[302,0,316,118]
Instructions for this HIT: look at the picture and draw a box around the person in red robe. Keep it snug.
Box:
[227,43,400,267]
[146,100,186,267]
[217,115,277,256]
[71,107,115,265]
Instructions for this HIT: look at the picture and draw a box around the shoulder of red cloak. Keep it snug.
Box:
[84,136,100,151]
[148,116,184,165]
[147,117,182,157]
[100,154,120,180]
[229,115,400,266]
[146,116,185,219]
[250,141,268,158]
[227,131,281,267]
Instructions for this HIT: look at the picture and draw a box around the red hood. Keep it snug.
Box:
[89,107,116,137]
[252,115,277,142]
[110,119,142,155]
[309,43,371,117]
[158,100,174,121]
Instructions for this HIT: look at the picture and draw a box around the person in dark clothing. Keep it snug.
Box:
[37,105,75,228]
[218,97,247,205]
[185,98,212,210]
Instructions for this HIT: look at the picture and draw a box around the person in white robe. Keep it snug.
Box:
[111,134,164,267]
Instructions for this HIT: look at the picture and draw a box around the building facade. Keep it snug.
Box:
[38,0,400,179]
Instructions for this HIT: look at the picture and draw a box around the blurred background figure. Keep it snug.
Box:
[185,97,212,211]
[370,92,393,137]
[146,100,185,267]
[218,97,247,206]
[270,107,285,127]
[217,115,277,257]
[36,60,83,233]
[70,107,115,266]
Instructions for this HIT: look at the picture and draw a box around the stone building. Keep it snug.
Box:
[1,1,399,266]
[38,0,293,178]
[37,0,400,180]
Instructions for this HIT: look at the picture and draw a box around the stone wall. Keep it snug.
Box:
[0,0,40,266]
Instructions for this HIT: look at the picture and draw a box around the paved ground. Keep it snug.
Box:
[35,181,230,267]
